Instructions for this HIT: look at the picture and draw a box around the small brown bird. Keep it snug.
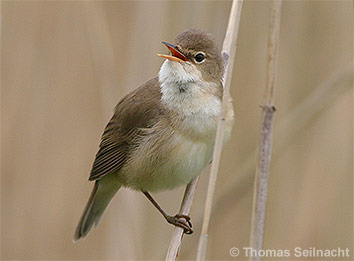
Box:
[74,28,234,241]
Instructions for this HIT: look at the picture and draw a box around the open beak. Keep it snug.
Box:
[157,41,189,62]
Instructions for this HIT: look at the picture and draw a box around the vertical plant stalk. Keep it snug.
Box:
[249,1,282,260]
[165,177,199,260]
[196,0,243,260]
[165,1,243,260]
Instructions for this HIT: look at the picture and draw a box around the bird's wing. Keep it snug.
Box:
[89,78,162,181]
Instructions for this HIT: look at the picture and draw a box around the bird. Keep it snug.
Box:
[74,28,234,241]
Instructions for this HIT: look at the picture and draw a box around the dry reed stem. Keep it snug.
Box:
[249,1,282,260]
[214,64,353,215]
[165,1,243,260]
[165,177,199,260]
[157,62,352,260]
[196,0,243,260]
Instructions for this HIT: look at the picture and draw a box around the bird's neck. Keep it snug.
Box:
[158,60,221,118]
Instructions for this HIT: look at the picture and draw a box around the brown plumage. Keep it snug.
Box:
[74,28,234,241]
[89,78,162,181]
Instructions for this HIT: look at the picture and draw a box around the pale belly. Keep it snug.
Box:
[119,133,215,192]
[118,97,234,192]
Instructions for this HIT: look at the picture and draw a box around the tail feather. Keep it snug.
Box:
[74,175,121,242]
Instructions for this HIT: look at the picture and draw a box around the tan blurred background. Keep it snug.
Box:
[1,1,353,260]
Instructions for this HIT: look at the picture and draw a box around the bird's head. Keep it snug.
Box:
[158,29,223,86]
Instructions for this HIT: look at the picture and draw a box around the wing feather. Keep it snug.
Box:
[88,78,162,181]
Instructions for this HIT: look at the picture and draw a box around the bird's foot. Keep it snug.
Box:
[166,214,193,235]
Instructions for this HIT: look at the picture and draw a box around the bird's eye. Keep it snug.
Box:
[194,52,205,63]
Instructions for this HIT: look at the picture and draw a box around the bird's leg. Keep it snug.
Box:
[143,191,193,234]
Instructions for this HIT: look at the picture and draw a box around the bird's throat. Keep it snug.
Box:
[158,60,221,118]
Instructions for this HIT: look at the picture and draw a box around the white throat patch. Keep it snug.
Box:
[158,60,221,139]
[158,60,221,117]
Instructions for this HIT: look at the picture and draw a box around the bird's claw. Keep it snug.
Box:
[166,214,193,234]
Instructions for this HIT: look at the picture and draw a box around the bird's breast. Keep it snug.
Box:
[119,98,234,192]
[120,129,215,192]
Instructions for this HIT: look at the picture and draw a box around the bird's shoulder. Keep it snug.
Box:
[89,77,163,181]
[112,77,163,134]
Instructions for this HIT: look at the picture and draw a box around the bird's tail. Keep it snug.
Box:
[73,175,121,242]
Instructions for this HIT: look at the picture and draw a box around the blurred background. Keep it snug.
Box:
[1,1,353,260]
